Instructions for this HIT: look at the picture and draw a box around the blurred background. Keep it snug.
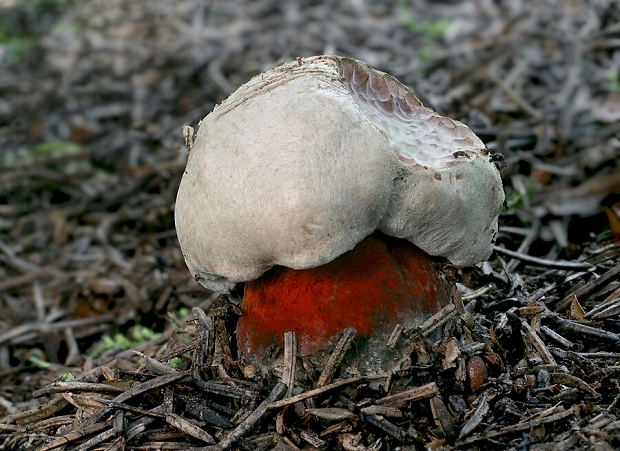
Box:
[0,0,619,406]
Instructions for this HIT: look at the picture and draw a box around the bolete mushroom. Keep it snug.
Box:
[175,55,504,365]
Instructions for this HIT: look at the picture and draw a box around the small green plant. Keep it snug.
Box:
[89,326,161,358]
[168,357,186,370]
[3,141,90,175]
[131,325,161,344]
[167,307,194,344]
[503,176,540,212]
[417,45,443,66]
[167,307,191,330]
[28,356,51,369]
[62,372,75,381]
[0,32,37,59]
[398,0,451,38]
[0,0,85,62]
[27,141,81,156]
[89,308,193,359]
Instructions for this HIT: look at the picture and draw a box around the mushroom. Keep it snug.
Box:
[175,55,504,364]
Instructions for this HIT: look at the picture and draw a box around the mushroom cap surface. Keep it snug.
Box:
[175,55,504,292]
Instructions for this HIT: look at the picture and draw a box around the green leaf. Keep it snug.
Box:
[89,327,161,358]
[27,141,81,156]
[29,356,51,369]
[398,0,451,38]
[168,357,185,370]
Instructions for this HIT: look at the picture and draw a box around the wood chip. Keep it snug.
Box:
[268,377,365,410]
[218,382,287,450]
[282,331,297,398]
[386,324,403,349]
[316,327,356,388]
[459,392,490,439]
[376,382,439,406]
[413,303,457,337]
[550,373,599,398]
[360,405,403,418]
[555,263,620,311]
[457,405,578,446]
[39,421,111,451]
[305,407,357,421]
[521,321,556,365]
[165,412,216,444]
[33,381,126,398]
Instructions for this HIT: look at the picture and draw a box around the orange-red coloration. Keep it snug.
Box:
[238,234,454,358]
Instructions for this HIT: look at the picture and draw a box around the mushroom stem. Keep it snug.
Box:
[237,233,454,362]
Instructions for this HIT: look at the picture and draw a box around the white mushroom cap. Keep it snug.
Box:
[175,56,505,292]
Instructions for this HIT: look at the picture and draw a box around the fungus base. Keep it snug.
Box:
[237,234,455,368]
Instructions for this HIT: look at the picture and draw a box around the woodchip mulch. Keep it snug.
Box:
[1,0,619,449]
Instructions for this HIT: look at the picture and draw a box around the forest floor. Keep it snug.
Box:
[1,1,620,450]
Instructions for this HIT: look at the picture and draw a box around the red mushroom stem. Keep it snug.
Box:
[237,233,455,360]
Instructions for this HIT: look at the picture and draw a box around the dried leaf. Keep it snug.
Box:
[569,296,586,321]
[604,203,620,243]
[305,408,357,421]
[467,357,489,393]
[442,337,460,370]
